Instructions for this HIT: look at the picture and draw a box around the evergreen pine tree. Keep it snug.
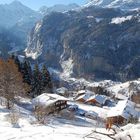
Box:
[31,63,42,97]
[22,60,32,85]
[41,64,52,93]
[11,55,32,85]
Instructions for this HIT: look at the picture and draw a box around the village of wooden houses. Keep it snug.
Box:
[32,83,140,131]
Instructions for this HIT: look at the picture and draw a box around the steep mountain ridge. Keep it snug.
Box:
[0,0,40,28]
[0,1,81,55]
[0,1,42,54]
[25,6,140,81]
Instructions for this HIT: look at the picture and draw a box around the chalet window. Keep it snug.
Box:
[61,101,64,104]
[55,102,60,106]
[61,106,64,109]
[61,105,67,109]
[56,106,60,110]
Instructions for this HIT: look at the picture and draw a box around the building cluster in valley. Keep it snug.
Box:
[32,86,139,129]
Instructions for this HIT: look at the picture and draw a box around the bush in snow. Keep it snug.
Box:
[33,104,53,124]
[6,109,20,127]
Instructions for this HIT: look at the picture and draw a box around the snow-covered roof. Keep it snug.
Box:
[77,90,94,95]
[76,92,107,105]
[56,87,68,94]
[94,95,107,105]
[107,100,138,119]
[77,90,86,95]
[76,90,95,101]
[86,95,107,105]
[85,95,96,102]
[32,93,69,107]
[76,94,92,101]
[115,93,129,100]
[85,90,95,95]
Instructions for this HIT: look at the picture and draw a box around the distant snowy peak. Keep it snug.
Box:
[3,0,35,13]
[85,0,114,7]
[0,0,40,28]
[9,0,24,6]
[85,0,140,10]
[39,3,79,15]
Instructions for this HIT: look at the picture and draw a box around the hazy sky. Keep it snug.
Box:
[0,0,88,10]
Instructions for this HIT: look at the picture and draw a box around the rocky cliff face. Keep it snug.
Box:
[25,6,140,81]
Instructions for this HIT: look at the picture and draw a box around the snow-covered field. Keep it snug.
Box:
[0,118,92,140]
[0,98,140,140]
[0,104,98,140]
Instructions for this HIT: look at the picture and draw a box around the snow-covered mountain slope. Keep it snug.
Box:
[0,1,42,56]
[25,6,140,81]
[85,0,140,10]
[0,0,41,28]
[0,27,25,58]
[39,3,79,16]
[105,79,140,104]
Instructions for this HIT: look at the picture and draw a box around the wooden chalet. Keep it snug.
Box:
[75,90,95,102]
[106,100,138,129]
[32,93,69,114]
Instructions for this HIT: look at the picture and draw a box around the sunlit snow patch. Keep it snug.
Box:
[60,58,74,78]
[111,15,132,24]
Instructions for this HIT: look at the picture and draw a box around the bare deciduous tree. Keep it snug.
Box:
[0,59,30,109]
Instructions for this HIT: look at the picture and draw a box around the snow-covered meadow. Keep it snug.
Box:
[0,92,140,140]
